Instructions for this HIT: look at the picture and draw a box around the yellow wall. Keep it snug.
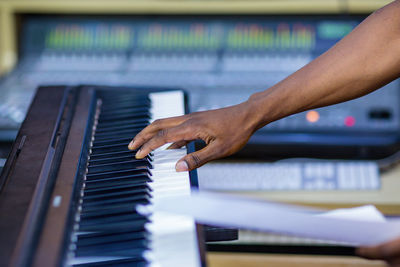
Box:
[0,0,392,74]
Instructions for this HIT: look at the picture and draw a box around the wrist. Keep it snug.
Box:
[244,91,278,131]
[239,94,267,133]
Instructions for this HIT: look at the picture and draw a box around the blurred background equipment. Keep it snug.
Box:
[0,1,399,159]
[198,160,380,191]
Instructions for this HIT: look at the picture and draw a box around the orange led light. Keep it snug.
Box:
[306,110,320,123]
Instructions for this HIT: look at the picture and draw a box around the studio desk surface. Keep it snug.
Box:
[206,252,386,267]
[204,162,400,267]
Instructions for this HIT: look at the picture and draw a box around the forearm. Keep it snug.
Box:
[248,0,400,130]
[130,1,400,170]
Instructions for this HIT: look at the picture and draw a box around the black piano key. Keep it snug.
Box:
[99,90,148,96]
[89,151,136,160]
[85,168,151,181]
[98,112,151,124]
[91,152,153,163]
[76,227,145,238]
[90,142,133,155]
[81,197,150,211]
[94,133,141,143]
[93,137,135,147]
[100,104,149,112]
[78,218,149,232]
[89,154,149,165]
[83,184,151,198]
[88,157,151,170]
[83,186,150,201]
[76,231,147,247]
[84,176,151,191]
[81,194,150,213]
[75,240,148,257]
[79,213,148,227]
[94,121,148,135]
[99,106,149,117]
[101,100,150,110]
[89,145,151,157]
[99,109,150,120]
[102,103,150,113]
[82,194,151,209]
[87,159,152,174]
[100,94,149,102]
[72,258,147,267]
[79,214,146,231]
[80,203,145,218]
[101,97,150,107]
[84,182,151,195]
[100,105,149,113]
[82,196,150,210]
[96,118,151,130]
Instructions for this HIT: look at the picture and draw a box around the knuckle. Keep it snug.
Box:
[189,153,202,168]
[156,129,169,141]
[147,139,160,151]
[182,118,196,128]
[152,119,162,126]
[134,135,148,146]
[150,119,163,130]
[140,142,151,152]
[135,134,146,142]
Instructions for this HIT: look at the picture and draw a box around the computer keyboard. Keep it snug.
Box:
[218,229,348,246]
[198,161,380,191]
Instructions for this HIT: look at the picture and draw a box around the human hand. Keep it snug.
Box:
[357,238,400,266]
[128,101,260,172]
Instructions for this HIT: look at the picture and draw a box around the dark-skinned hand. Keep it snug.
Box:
[128,101,259,172]
[357,238,400,266]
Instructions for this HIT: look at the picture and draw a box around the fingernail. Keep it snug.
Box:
[176,161,188,172]
[135,149,144,159]
[128,140,136,150]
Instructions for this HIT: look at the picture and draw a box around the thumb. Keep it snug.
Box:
[175,143,221,172]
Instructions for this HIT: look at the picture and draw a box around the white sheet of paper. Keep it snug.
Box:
[138,191,400,246]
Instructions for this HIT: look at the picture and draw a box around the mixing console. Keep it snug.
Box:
[0,15,399,157]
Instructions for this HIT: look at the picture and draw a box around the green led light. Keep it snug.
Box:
[45,24,132,50]
[138,24,222,50]
[318,22,354,39]
[227,24,315,50]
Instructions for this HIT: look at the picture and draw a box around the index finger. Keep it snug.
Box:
[128,115,186,150]
[135,123,194,159]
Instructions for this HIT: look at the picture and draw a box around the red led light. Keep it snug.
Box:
[345,116,356,127]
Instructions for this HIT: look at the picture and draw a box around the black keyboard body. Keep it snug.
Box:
[0,85,206,267]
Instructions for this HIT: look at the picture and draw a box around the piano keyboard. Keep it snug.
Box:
[0,86,203,267]
[68,90,201,266]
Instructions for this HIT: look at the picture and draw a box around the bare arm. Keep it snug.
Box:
[129,0,400,172]
[248,0,400,128]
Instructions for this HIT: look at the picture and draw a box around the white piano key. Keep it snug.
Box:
[146,91,200,267]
